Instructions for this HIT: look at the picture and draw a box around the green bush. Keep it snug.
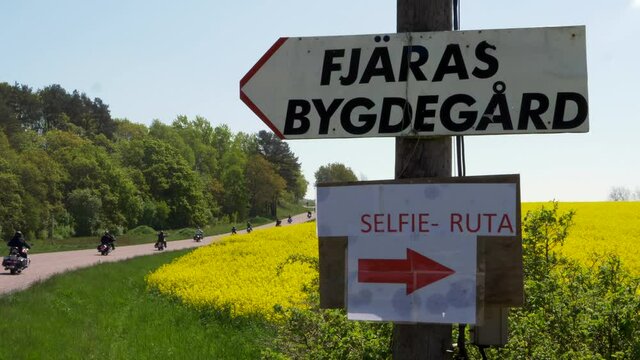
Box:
[263,308,392,360]
[262,255,392,359]
[250,216,271,224]
[126,225,157,235]
[171,227,196,239]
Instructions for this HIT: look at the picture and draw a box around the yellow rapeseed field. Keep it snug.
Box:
[146,222,318,321]
[147,202,640,320]
[523,202,640,275]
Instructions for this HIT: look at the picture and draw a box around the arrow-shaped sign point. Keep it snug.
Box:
[358,248,455,295]
[240,37,289,139]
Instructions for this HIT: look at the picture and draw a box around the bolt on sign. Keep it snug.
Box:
[240,26,588,139]
[316,175,521,324]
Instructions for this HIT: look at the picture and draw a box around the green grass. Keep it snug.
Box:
[0,249,274,359]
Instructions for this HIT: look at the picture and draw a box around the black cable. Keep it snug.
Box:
[456,136,463,177]
[457,323,468,359]
[460,136,466,176]
[453,0,466,178]
[479,345,488,360]
[454,0,460,30]
[454,3,469,357]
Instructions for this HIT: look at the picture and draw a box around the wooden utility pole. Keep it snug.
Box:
[394,0,453,359]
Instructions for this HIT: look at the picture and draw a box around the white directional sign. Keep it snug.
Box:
[241,26,588,139]
[316,177,519,324]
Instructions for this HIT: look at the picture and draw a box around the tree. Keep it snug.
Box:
[212,124,233,164]
[219,141,249,220]
[149,120,195,167]
[522,201,575,281]
[0,170,25,239]
[609,186,632,201]
[117,138,209,228]
[0,129,70,239]
[245,155,286,217]
[0,84,24,136]
[67,188,102,236]
[15,146,67,238]
[113,118,148,141]
[44,130,144,231]
[0,83,43,134]
[170,115,219,176]
[314,163,358,185]
[257,130,306,199]
[90,97,115,138]
[37,85,116,138]
[294,172,310,200]
[39,84,71,132]
[0,83,314,235]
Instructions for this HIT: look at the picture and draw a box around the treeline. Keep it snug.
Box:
[0,82,307,239]
[609,186,640,201]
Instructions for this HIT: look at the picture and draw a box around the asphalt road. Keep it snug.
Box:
[0,212,314,296]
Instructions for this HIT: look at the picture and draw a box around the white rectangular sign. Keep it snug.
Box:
[241,26,588,139]
[316,178,519,324]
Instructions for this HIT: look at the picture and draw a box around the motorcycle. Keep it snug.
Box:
[287,216,293,224]
[246,226,253,234]
[307,211,312,219]
[193,234,203,242]
[97,243,113,256]
[155,241,166,251]
[2,247,30,275]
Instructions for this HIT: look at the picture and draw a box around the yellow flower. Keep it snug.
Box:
[147,202,640,322]
[522,202,640,275]
[146,222,318,321]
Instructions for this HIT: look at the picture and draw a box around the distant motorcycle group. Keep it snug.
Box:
[2,227,208,275]
[231,211,313,234]
[154,227,203,251]
[3,213,314,275]
[231,223,251,235]
[101,228,205,254]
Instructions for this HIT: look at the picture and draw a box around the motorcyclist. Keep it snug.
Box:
[287,215,292,224]
[100,231,116,250]
[231,226,237,235]
[275,219,282,227]
[156,231,168,248]
[7,231,31,258]
[246,222,253,233]
[195,227,204,239]
[307,210,312,218]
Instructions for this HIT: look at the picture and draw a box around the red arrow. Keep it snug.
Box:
[358,249,455,295]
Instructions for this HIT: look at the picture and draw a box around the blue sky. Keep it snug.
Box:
[1,0,639,201]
